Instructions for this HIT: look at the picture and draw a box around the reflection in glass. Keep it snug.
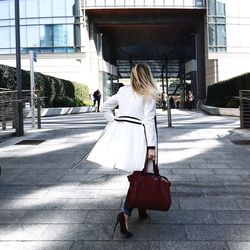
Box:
[125,0,134,6]
[26,0,39,18]
[155,0,164,6]
[20,0,27,18]
[134,0,144,5]
[53,0,66,16]
[39,0,52,17]
[217,25,226,46]
[175,0,184,6]
[20,26,27,48]
[208,0,226,52]
[67,0,77,16]
[0,27,10,47]
[10,26,15,48]
[27,26,40,47]
[0,0,10,19]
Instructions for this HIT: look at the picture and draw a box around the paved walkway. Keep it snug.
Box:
[0,110,250,250]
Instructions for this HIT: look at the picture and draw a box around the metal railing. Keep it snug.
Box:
[239,90,250,129]
[84,0,206,8]
[0,89,42,131]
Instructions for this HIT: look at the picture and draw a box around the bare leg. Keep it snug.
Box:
[124,213,129,230]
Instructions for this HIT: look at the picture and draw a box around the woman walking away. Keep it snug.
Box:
[86,64,158,238]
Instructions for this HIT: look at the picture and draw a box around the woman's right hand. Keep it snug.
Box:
[148,148,156,161]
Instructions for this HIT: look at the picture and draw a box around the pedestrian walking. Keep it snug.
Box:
[186,90,194,110]
[86,64,158,238]
[93,89,101,112]
[162,91,167,110]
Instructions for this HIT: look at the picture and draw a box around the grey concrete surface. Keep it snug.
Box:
[0,109,250,250]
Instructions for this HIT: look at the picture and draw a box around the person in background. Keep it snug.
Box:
[93,89,101,112]
[169,96,175,109]
[162,91,167,110]
[86,64,158,238]
[186,90,194,110]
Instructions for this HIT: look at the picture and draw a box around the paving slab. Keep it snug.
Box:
[0,109,249,249]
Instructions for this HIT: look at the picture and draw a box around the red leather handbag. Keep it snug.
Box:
[126,160,171,211]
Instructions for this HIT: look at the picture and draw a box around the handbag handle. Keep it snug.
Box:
[143,159,159,176]
[142,115,159,176]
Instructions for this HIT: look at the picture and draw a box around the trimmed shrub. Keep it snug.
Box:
[73,97,85,107]
[0,64,92,108]
[73,82,92,106]
[63,80,75,98]
[0,64,17,89]
[52,96,75,107]
[207,72,250,107]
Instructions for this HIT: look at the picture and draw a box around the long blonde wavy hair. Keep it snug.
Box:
[130,64,158,99]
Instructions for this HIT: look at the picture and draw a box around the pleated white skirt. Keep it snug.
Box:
[86,120,148,173]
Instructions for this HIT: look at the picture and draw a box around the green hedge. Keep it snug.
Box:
[0,64,91,108]
[207,72,250,108]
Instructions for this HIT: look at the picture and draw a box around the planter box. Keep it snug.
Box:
[201,105,240,117]
[24,106,96,118]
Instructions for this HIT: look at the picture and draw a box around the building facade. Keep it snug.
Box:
[0,0,250,101]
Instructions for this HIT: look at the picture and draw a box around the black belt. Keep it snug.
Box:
[114,116,144,125]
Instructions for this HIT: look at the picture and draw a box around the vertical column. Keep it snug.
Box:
[15,0,24,136]
[88,22,101,94]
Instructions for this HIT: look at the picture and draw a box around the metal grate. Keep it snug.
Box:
[15,140,45,145]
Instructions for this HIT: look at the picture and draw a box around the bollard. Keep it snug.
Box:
[2,103,6,130]
[167,96,172,127]
[37,92,41,129]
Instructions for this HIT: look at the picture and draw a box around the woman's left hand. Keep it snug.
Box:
[148,149,156,161]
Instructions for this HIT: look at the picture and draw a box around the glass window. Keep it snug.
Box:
[20,0,26,18]
[95,0,105,6]
[53,24,67,46]
[0,48,11,54]
[39,0,52,17]
[216,25,226,46]
[26,18,40,25]
[106,0,115,6]
[125,0,134,6]
[134,0,144,6]
[0,0,10,19]
[53,17,67,24]
[20,26,27,48]
[184,0,193,7]
[145,0,153,6]
[0,20,10,26]
[86,0,96,7]
[175,0,184,6]
[67,17,75,24]
[10,26,15,48]
[165,0,174,6]
[67,24,74,46]
[195,0,204,7]
[27,26,40,47]
[0,27,10,48]
[116,0,125,6]
[155,0,164,6]
[40,24,53,47]
[39,17,53,25]
[26,0,39,18]
[216,1,225,16]
[208,24,216,46]
[9,0,15,19]
[53,0,66,16]
[66,0,77,16]
[208,0,216,16]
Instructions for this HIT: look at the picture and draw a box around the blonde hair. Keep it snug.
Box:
[130,64,158,99]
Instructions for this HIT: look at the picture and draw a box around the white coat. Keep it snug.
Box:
[86,85,157,173]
